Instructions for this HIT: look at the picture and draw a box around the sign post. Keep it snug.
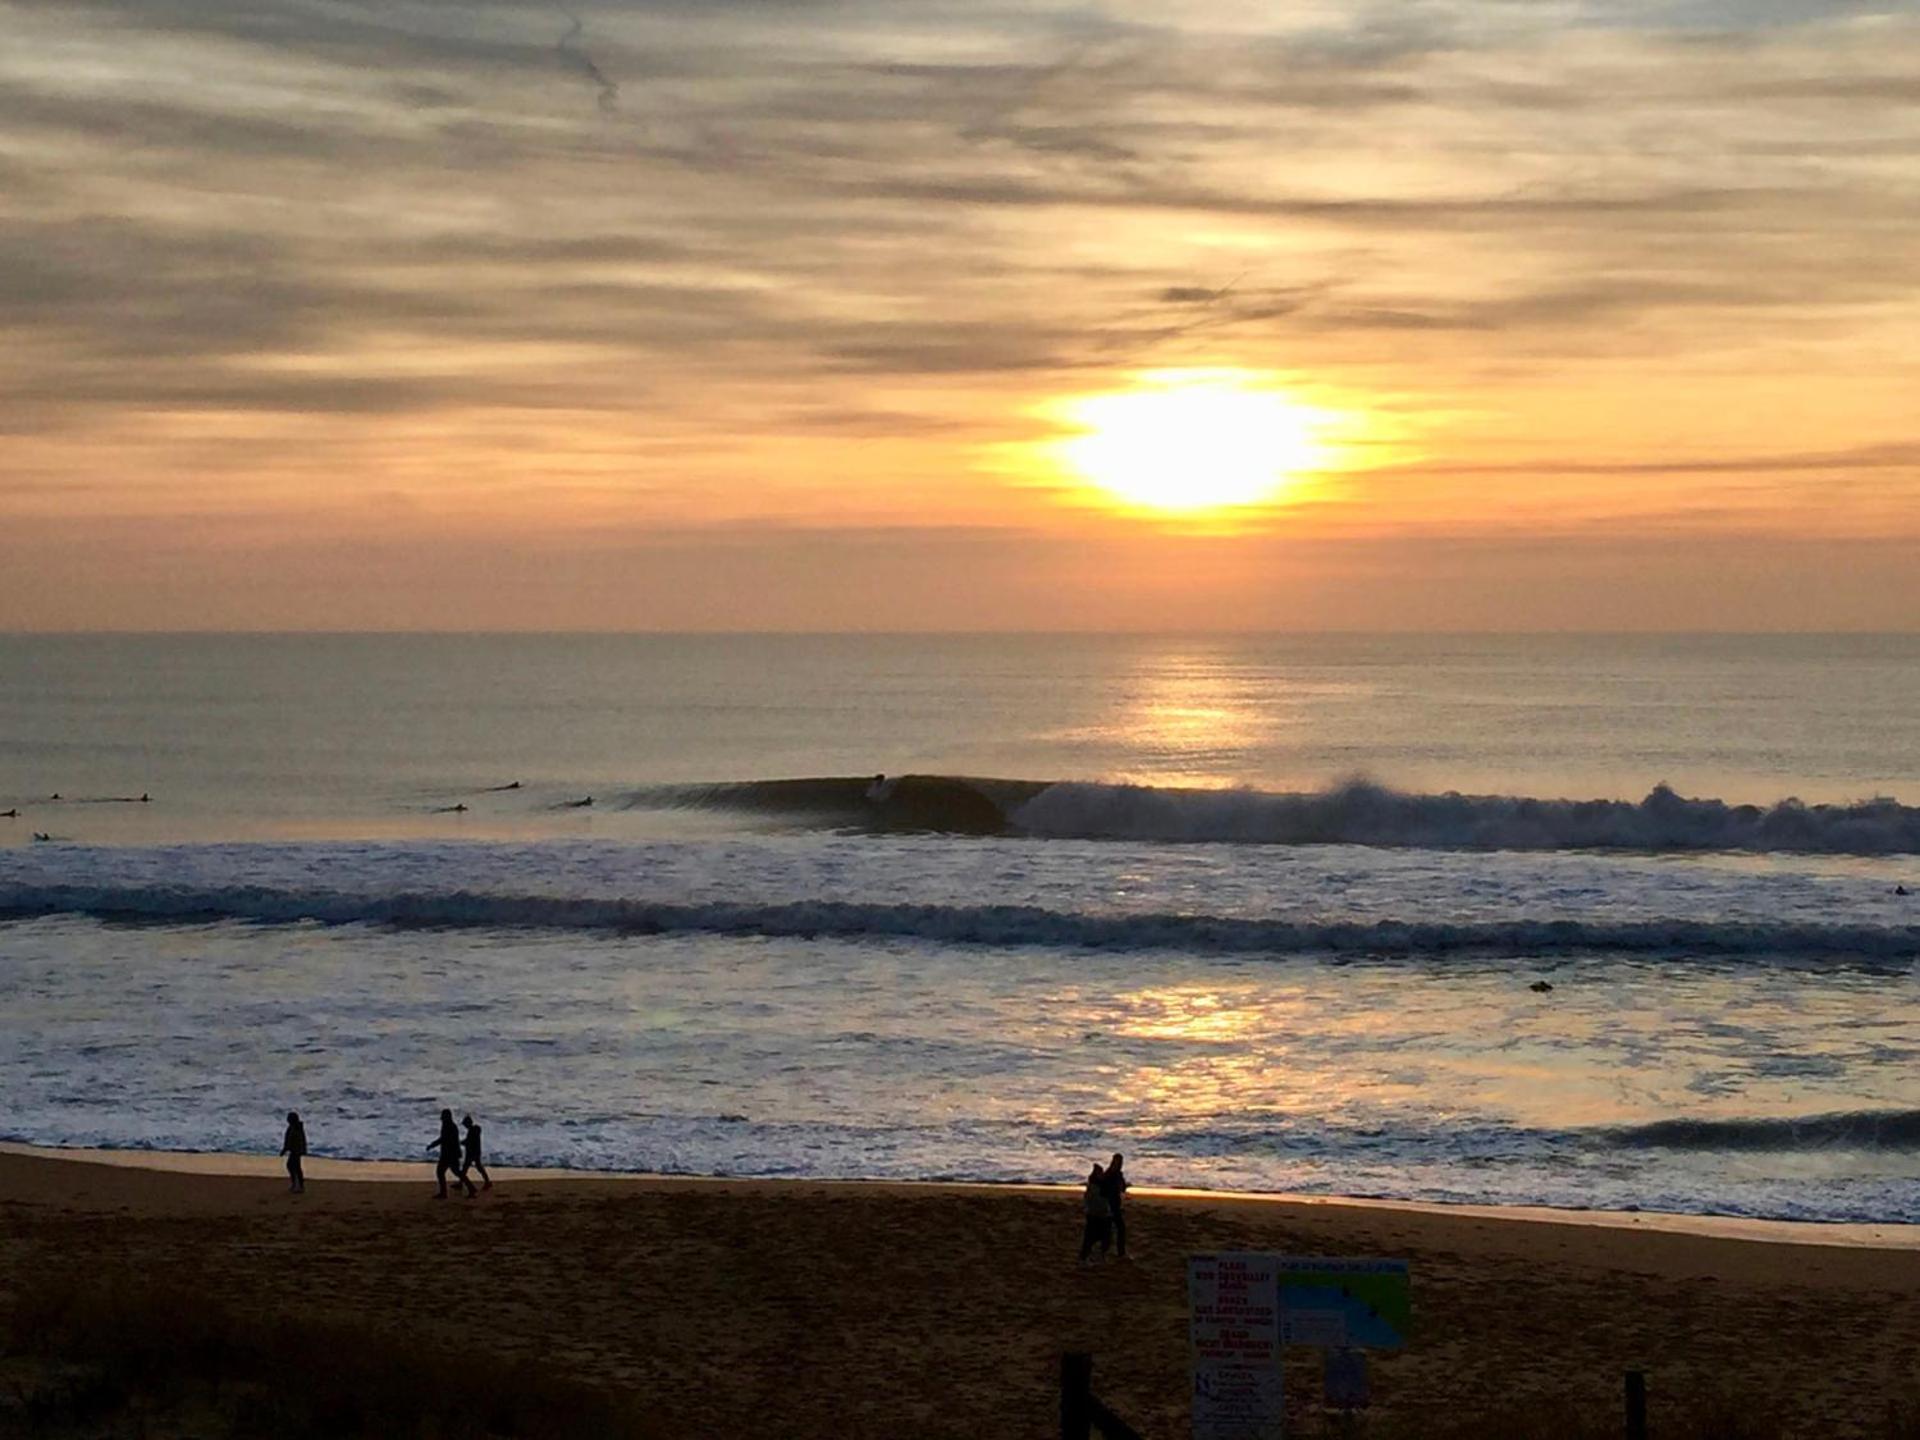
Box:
[1323,1347,1369,1410]
[1188,1252,1285,1440]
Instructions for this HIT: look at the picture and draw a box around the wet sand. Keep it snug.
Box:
[2,1147,1916,1437]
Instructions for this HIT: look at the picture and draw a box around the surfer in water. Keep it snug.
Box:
[865,773,898,804]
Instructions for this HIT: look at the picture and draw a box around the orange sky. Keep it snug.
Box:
[1,0,1916,629]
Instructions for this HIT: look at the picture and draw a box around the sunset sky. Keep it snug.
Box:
[2,0,1916,630]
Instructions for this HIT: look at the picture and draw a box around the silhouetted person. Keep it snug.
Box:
[461,1114,492,1190]
[1078,1163,1111,1263]
[280,1111,307,1193]
[429,1108,475,1198]
[1099,1153,1130,1258]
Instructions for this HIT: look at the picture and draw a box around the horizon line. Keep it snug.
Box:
[3,627,1919,640]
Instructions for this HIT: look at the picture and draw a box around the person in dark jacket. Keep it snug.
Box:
[1078,1163,1112,1263]
[429,1108,475,1199]
[1099,1153,1130,1258]
[460,1114,492,1190]
[280,1111,307,1194]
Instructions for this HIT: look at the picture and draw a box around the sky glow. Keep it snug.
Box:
[0,0,1916,629]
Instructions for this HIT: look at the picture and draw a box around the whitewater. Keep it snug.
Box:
[1,633,1916,1223]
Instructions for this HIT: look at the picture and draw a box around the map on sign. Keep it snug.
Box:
[1278,1258,1411,1349]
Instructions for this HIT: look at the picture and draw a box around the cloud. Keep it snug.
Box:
[1388,442,1920,478]
[555,6,621,114]
[0,0,1917,628]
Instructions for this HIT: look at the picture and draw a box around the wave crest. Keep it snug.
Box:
[1606,1110,1920,1152]
[642,775,1920,853]
[1010,779,1920,853]
[2,883,1914,959]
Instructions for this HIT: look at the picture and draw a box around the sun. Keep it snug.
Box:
[1050,371,1342,515]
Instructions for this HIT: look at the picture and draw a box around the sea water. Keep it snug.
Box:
[1,634,1916,1221]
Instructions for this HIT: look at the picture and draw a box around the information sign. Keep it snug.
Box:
[1278,1258,1411,1349]
[1188,1252,1284,1440]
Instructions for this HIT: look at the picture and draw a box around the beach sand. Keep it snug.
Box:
[2,1148,1916,1437]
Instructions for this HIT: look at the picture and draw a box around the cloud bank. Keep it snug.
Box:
[0,0,1915,626]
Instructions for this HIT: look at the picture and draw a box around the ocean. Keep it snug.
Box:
[1,633,1916,1222]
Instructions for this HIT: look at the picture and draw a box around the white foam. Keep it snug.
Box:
[1012,780,1920,853]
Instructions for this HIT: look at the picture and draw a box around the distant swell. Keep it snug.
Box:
[3,884,1914,960]
[1607,1110,1920,1152]
[646,776,1920,854]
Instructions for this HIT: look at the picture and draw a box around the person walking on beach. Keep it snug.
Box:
[1100,1153,1130,1259]
[280,1111,307,1194]
[429,1108,475,1199]
[460,1114,492,1191]
[1078,1163,1112,1263]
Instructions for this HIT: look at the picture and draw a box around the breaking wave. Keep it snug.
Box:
[1012,779,1920,852]
[1606,1110,1920,1152]
[2,883,1914,960]
[644,775,1920,853]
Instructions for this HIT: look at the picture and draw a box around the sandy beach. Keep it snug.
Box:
[3,1147,1916,1438]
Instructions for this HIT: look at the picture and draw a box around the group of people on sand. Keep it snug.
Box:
[277,1108,492,1198]
[430,1108,494,1197]
[281,1110,1126,1237]
[1078,1152,1130,1263]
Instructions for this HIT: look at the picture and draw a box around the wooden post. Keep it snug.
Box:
[1625,1370,1647,1440]
[1062,1352,1093,1440]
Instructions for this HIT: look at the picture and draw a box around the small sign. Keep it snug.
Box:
[1189,1253,1284,1440]
[1323,1348,1369,1410]
[1279,1258,1411,1350]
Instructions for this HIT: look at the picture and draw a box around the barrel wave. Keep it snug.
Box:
[645,776,1920,854]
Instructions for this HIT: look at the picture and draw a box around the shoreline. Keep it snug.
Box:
[6,1140,1915,1250]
